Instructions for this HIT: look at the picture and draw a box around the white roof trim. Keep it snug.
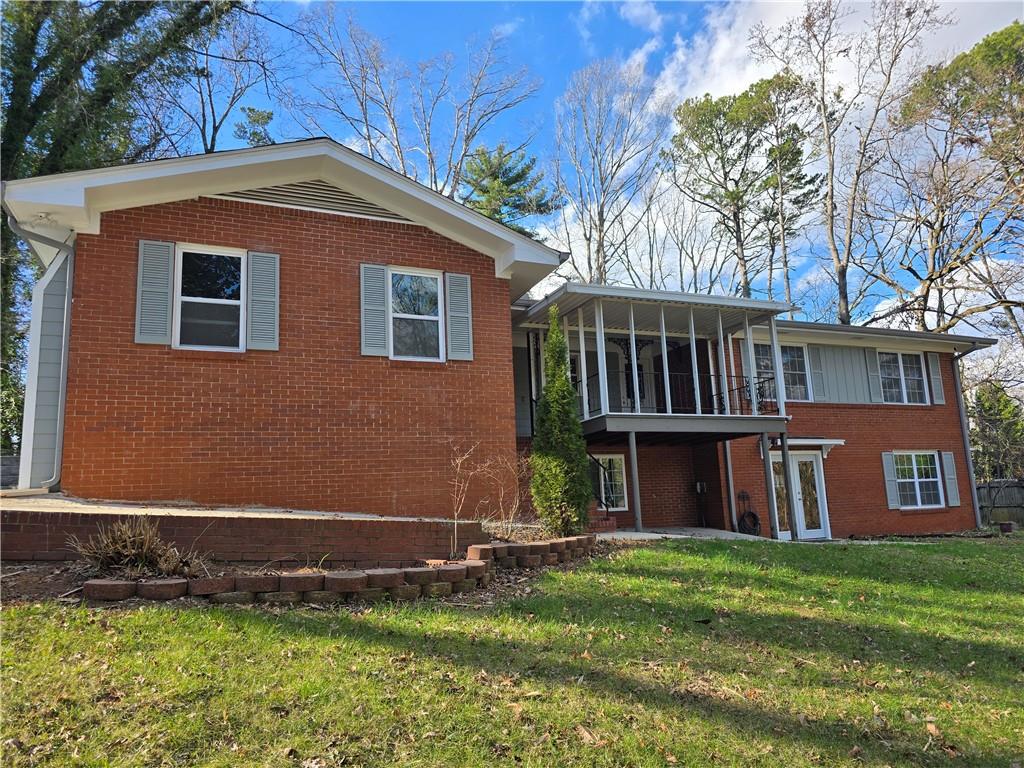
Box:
[2,139,562,298]
[771,437,846,458]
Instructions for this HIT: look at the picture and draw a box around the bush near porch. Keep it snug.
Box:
[3,536,1022,767]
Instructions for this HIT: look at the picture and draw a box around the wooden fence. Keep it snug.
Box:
[977,480,1024,526]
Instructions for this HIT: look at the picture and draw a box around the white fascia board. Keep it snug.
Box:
[2,139,562,290]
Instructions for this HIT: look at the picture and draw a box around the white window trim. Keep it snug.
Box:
[172,242,247,352]
[386,265,445,363]
[593,453,628,512]
[893,450,946,509]
[755,342,813,402]
[877,350,930,406]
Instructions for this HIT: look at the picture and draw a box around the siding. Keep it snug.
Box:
[22,255,70,487]
[812,344,872,404]
[513,345,532,436]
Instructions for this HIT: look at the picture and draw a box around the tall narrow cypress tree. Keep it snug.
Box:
[529,305,592,535]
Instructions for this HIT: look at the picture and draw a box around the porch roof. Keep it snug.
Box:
[517,282,794,336]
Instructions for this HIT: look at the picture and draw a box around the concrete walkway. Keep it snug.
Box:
[599,527,768,542]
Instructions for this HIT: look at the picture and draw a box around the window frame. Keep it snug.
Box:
[386,265,446,363]
[753,342,813,402]
[172,242,247,353]
[593,453,628,512]
[892,450,946,510]
[877,350,930,405]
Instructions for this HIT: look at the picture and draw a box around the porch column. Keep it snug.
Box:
[780,432,799,541]
[716,310,730,414]
[688,309,702,414]
[743,313,759,416]
[659,305,672,414]
[768,316,787,418]
[628,302,641,414]
[563,315,570,367]
[723,442,738,531]
[577,307,590,420]
[707,342,719,414]
[595,299,610,414]
[526,333,537,434]
[539,331,547,389]
[760,432,780,539]
[628,431,643,531]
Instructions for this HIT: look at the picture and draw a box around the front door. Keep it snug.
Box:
[771,452,831,540]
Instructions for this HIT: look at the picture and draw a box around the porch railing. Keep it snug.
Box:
[572,369,777,418]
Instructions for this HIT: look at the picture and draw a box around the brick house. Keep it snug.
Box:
[5,139,993,542]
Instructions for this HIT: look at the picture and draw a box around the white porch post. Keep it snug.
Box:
[577,307,590,420]
[528,332,538,404]
[768,315,787,418]
[628,431,643,531]
[716,310,730,415]
[688,309,702,414]
[563,315,570,367]
[760,433,781,539]
[659,305,672,414]
[539,331,547,389]
[707,342,719,414]
[724,331,738,529]
[628,302,641,414]
[768,315,798,540]
[595,299,609,414]
[744,313,759,416]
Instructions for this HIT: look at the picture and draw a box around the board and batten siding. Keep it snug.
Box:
[19,252,72,488]
[810,344,873,404]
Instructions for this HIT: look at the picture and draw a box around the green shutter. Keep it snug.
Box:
[360,263,388,356]
[807,345,826,402]
[941,451,960,506]
[865,348,883,402]
[881,452,900,509]
[927,352,945,405]
[445,273,473,361]
[134,240,174,345]
[246,251,279,351]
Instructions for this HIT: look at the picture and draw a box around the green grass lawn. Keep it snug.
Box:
[4,538,1023,767]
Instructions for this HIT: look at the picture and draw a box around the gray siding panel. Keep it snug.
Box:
[816,344,872,404]
[27,257,69,486]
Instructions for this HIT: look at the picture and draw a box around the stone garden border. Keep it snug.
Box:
[81,535,597,605]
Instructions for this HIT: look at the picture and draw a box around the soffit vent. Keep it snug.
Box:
[216,179,411,222]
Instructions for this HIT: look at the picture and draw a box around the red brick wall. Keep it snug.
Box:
[0,508,487,567]
[590,443,699,529]
[726,349,976,537]
[61,197,515,517]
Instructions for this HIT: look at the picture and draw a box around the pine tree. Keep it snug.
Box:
[459,143,561,238]
[970,382,1024,482]
[529,306,592,536]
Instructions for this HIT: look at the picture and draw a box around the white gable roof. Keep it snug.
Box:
[2,138,563,298]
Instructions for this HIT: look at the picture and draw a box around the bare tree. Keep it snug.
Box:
[447,441,482,558]
[141,13,280,155]
[294,6,538,196]
[661,187,737,294]
[476,451,531,540]
[752,0,950,323]
[554,58,667,284]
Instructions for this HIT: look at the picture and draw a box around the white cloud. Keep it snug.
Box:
[625,35,663,73]
[574,0,603,55]
[492,17,524,39]
[619,0,664,34]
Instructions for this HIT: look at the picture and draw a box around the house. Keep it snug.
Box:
[3,139,994,543]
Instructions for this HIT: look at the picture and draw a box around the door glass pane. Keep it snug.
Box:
[181,252,241,300]
[797,459,822,530]
[771,460,790,531]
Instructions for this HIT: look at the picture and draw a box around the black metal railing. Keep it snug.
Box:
[571,369,777,418]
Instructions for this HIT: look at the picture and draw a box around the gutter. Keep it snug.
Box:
[5,206,75,491]
[952,343,985,529]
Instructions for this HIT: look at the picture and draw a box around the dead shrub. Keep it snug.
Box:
[68,517,208,578]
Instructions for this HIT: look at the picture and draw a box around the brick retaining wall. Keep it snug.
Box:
[0,509,488,567]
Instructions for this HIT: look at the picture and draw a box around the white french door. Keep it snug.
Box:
[771,452,831,540]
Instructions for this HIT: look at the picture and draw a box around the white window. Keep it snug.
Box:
[754,343,811,401]
[592,454,627,511]
[389,267,444,361]
[878,351,928,404]
[894,452,944,508]
[173,244,246,351]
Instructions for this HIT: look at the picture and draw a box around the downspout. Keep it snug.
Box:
[6,211,75,490]
[952,347,983,529]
